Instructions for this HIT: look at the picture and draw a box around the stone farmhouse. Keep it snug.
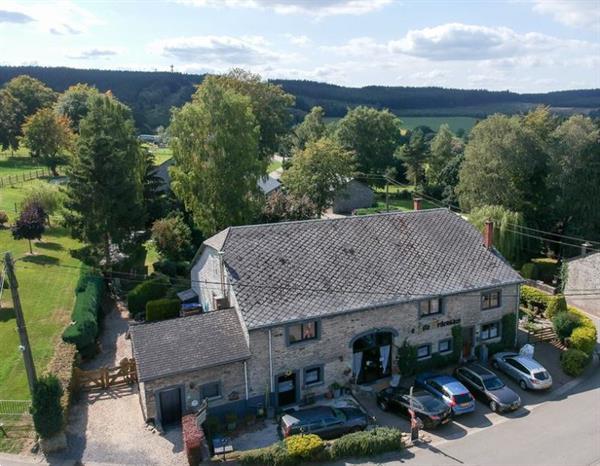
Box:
[130,208,523,427]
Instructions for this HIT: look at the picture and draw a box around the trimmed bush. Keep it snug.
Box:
[239,442,298,466]
[31,374,64,439]
[570,326,597,356]
[153,259,190,278]
[330,428,404,459]
[62,274,104,358]
[285,434,325,461]
[546,295,568,320]
[520,285,551,312]
[127,276,169,315]
[520,263,537,280]
[568,306,596,331]
[146,298,181,322]
[552,311,580,340]
[531,258,558,283]
[46,340,77,417]
[182,413,204,466]
[560,348,589,377]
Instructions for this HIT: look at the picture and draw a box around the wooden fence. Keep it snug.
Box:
[74,358,137,391]
[0,168,52,188]
[0,400,31,417]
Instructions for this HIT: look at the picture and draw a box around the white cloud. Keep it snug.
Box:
[67,48,121,60]
[322,37,387,57]
[176,0,391,16]
[0,0,100,34]
[532,0,600,29]
[285,34,311,46]
[149,35,283,65]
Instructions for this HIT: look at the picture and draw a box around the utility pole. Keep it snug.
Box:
[4,252,37,397]
[385,183,390,212]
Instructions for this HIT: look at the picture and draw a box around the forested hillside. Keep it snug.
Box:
[1,66,598,132]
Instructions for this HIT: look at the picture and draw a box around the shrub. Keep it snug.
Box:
[239,442,298,466]
[330,428,404,459]
[62,274,104,358]
[46,340,78,417]
[127,276,169,315]
[570,326,597,356]
[520,285,551,312]
[531,258,558,283]
[560,348,589,377]
[546,295,568,320]
[520,262,537,280]
[145,298,181,322]
[182,414,204,466]
[31,374,64,439]
[285,434,325,461]
[153,259,190,278]
[568,306,596,331]
[397,339,418,376]
[552,311,580,340]
[0,210,8,227]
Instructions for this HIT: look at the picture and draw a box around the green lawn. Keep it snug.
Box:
[151,147,173,166]
[399,116,477,133]
[0,183,83,402]
[0,155,46,180]
[268,160,282,173]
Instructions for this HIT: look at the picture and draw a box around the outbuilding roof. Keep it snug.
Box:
[202,209,523,329]
[130,308,250,382]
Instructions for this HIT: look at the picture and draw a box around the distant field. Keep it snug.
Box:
[149,147,173,166]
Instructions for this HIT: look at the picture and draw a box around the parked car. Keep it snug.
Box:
[491,352,553,390]
[415,373,476,415]
[376,386,452,428]
[453,364,521,413]
[279,405,368,439]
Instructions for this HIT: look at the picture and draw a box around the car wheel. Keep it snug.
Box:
[519,380,528,390]
[378,400,389,411]
[492,361,500,369]
[489,400,498,412]
[350,426,362,433]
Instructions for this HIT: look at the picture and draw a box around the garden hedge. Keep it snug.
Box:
[62,273,104,358]
[31,374,64,439]
[570,326,597,356]
[127,276,169,316]
[552,311,580,340]
[146,298,181,322]
[329,428,404,459]
[520,285,552,312]
[546,295,568,320]
[560,349,589,377]
[285,434,325,461]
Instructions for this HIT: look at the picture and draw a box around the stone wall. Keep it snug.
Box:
[565,253,600,314]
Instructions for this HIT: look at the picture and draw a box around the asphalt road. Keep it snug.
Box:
[349,360,600,466]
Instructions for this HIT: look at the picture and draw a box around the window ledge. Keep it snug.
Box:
[303,382,324,389]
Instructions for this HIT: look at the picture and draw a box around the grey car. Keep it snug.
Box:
[491,352,553,390]
[454,364,521,413]
[279,405,368,439]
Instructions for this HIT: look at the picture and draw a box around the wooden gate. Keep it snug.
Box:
[75,358,137,391]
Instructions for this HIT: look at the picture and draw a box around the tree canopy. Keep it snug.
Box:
[396,129,429,187]
[283,136,356,213]
[55,83,100,131]
[12,202,46,254]
[169,77,262,236]
[64,94,145,268]
[21,108,74,175]
[4,74,56,121]
[0,89,23,151]
[294,106,327,151]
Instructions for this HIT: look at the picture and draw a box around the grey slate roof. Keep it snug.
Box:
[258,175,281,195]
[203,209,523,329]
[130,308,250,382]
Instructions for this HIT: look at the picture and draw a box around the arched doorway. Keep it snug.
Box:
[351,330,395,384]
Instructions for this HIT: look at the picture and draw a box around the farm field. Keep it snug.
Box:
[323,115,478,133]
[0,152,47,180]
[150,147,173,165]
[0,182,83,404]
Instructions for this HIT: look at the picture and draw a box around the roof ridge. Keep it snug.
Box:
[228,207,452,231]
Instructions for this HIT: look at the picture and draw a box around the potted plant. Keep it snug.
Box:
[225,412,237,432]
[330,382,342,398]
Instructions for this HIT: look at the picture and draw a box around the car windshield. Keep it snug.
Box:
[483,376,505,390]
[453,393,472,404]
[415,396,444,412]
[534,371,549,380]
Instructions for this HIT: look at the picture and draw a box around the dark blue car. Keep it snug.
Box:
[415,373,475,415]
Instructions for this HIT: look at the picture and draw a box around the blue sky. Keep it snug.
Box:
[0,0,598,92]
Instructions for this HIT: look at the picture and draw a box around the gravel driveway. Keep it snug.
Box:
[47,301,186,465]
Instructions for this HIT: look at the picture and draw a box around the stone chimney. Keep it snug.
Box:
[484,220,494,249]
[413,197,422,211]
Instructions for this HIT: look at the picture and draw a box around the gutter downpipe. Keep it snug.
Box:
[515,284,521,347]
[244,361,249,401]
[268,329,274,396]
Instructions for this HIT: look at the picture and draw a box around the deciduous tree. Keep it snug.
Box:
[427,124,455,184]
[55,83,100,132]
[151,214,192,261]
[283,137,356,213]
[0,89,23,151]
[294,106,326,150]
[260,190,317,223]
[21,108,74,176]
[12,201,46,254]
[169,78,262,235]
[396,129,429,187]
[210,69,294,163]
[64,94,145,269]
[4,75,56,127]
[335,106,403,179]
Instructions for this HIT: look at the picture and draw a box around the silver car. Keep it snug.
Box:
[491,352,552,390]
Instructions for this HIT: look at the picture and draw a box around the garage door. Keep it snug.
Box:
[159,387,182,426]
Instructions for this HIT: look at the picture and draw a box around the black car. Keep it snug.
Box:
[453,364,521,413]
[376,386,452,428]
[279,405,368,439]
